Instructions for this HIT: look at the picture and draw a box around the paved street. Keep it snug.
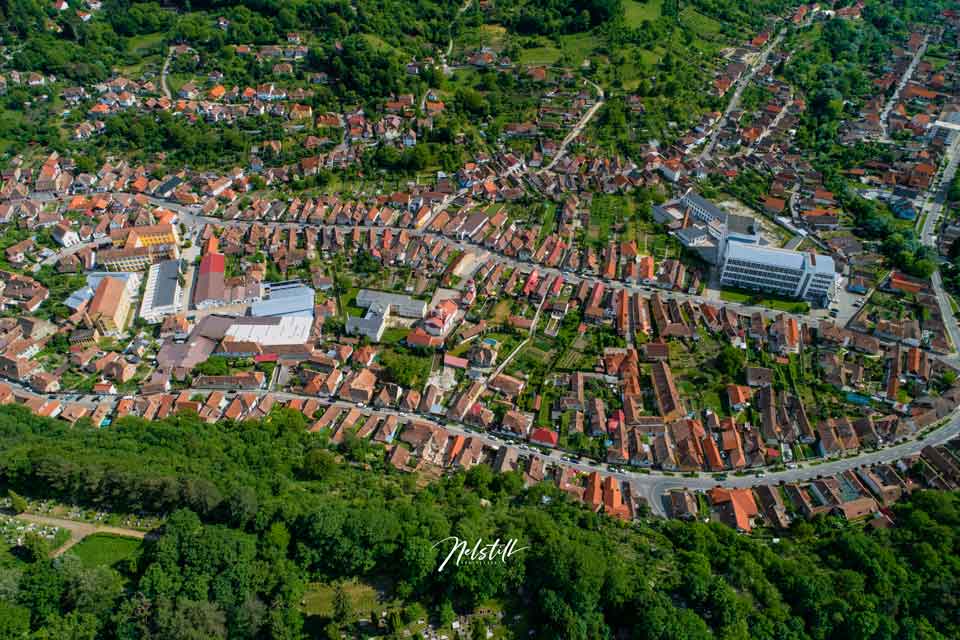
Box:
[542,79,605,173]
[15,365,960,517]
[21,89,960,515]
[879,36,928,141]
[160,46,173,100]
[698,28,785,162]
[920,136,960,360]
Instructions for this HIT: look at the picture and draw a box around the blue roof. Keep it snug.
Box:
[250,282,315,317]
[65,286,95,310]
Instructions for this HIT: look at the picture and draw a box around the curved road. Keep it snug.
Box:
[18,366,960,519]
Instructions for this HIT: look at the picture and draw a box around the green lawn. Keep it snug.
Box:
[380,327,410,344]
[166,73,194,97]
[536,203,558,244]
[361,33,397,53]
[69,534,142,569]
[518,31,599,66]
[560,32,599,64]
[341,287,364,318]
[478,24,508,50]
[589,194,632,247]
[719,289,810,314]
[518,46,563,65]
[925,55,950,72]
[625,0,662,26]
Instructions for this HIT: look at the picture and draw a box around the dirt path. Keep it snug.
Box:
[17,513,149,558]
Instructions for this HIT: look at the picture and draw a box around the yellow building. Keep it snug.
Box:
[88,276,132,334]
[101,223,180,271]
[111,223,179,249]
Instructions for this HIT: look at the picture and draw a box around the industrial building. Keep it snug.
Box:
[355,290,428,317]
[193,252,226,309]
[139,260,183,323]
[250,281,315,318]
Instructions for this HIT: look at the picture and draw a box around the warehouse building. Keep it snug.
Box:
[250,281,315,318]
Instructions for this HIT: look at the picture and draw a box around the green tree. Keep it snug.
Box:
[303,448,337,481]
[333,582,353,626]
[33,611,99,640]
[716,345,745,380]
[0,601,31,639]
[8,489,27,514]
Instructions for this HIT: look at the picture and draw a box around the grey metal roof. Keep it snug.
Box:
[65,286,94,310]
[346,313,386,337]
[355,289,427,318]
[152,260,181,309]
[725,242,835,275]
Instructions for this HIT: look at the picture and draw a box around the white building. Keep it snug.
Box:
[139,260,183,323]
[52,223,80,248]
[720,243,837,303]
[655,190,761,265]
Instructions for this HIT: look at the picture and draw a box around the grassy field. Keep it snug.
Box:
[624,0,663,26]
[361,33,398,53]
[127,31,165,54]
[166,72,194,97]
[536,202,558,243]
[518,31,599,66]
[479,24,508,50]
[491,299,512,323]
[518,45,564,65]
[302,580,381,618]
[719,289,811,314]
[588,194,630,246]
[680,7,723,37]
[925,54,950,71]
[69,534,142,569]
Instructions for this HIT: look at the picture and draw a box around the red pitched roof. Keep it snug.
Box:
[529,428,558,447]
[199,252,225,275]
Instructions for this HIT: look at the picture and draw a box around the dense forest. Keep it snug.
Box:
[0,405,959,639]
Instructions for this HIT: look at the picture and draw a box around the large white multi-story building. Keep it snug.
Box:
[720,242,837,303]
[655,190,761,264]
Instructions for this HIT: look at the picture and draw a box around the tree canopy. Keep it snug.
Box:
[0,405,958,639]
